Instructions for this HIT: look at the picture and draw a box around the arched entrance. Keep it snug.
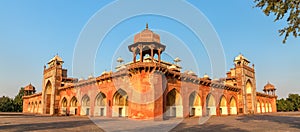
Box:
[229,97,237,115]
[265,102,269,112]
[246,80,253,113]
[81,95,90,116]
[206,94,216,116]
[27,102,31,112]
[70,96,78,115]
[189,92,202,117]
[45,81,52,114]
[112,89,128,117]
[220,96,228,115]
[61,97,67,115]
[166,89,183,118]
[34,101,38,113]
[268,102,272,112]
[38,101,42,113]
[257,101,261,113]
[262,102,265,113]
[95,92,107,116]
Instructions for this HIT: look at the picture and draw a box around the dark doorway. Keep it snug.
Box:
[86,108,90,115]
[46,94,51,114]
[119,108,123,117]
[100,108,104,116]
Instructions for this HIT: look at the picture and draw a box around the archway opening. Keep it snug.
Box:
[166,89,183,118]
[189,91,202,117]
[268,102,272,112]
[61,97,67,115]
[229,97,237,115]
[70,96,78,115]
[45,81,52,114]
[95,92,107,116]
[262,102,265,113]
[220,96,228,115]
[206,94,216,115]
[113,89,128,117]
[265,102,269,112]
[246,80,253,113]
[81,95,90,116]
[257,101,261,113]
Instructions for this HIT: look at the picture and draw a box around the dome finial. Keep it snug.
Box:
[146,23,148,29]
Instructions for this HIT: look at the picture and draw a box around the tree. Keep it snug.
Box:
[0,87,25,112]
[0,96,14,112]
[254,0,299,43]
[13,87,24,112]
[277,93,300,112]
[287,94,300,111]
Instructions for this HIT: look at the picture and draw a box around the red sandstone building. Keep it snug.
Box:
[22,26,277,120]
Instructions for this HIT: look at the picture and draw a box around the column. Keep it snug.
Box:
[158,49,161,63]
[139,45,143,62]
[150,48,154,62]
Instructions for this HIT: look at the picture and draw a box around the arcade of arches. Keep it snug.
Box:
[22,25,277,120]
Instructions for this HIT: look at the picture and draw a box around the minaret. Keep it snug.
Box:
[128,24,166,63]
[42,55,64,115]
[234,54,257,114]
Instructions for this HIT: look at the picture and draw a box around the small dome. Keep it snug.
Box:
[117,57,124,63]
[264,82,275,90]
[49,55,63,62]
[203,73,209,78]
[24,83,35,91]
[88,75,94,79]
[101,70,109,75]
[79,78,84,81]
[134,24,160,43]
[120,65,126,69]
[234,54,249,62]
[168,65,177,69]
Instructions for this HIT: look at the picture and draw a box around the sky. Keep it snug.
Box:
[0,0,299,99]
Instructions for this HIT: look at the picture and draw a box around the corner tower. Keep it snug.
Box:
[233,54,257,114]
[42,55,65,115]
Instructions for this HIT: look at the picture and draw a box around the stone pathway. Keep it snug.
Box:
[0,112,299,132]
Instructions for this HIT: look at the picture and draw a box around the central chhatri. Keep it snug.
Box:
[128,24,166,63]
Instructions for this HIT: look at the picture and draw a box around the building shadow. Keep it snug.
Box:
[0,118,104,132]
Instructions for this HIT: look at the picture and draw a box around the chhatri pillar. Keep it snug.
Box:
[128,24,166,63]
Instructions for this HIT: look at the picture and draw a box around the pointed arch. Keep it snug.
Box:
[246,80,252,94]
[206,93,216,115]
[229,97,237,115]
[69,96,78,115]
[112,89,128,117]
[219,95,228,115]
[44,81,52,114]
[61,97,67,115]
[268,102,272,112]
[81,95,90,116]
[261,101,265,113]
[265,102,269,112]
[257,100,261,113]
[95,92,107,116]
[189,91,202,117]
[165,88,183,118]
[38,101,42,114]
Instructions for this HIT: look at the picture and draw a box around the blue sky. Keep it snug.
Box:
[0,0,299,98]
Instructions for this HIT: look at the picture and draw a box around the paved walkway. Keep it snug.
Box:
[0,112,299,132]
